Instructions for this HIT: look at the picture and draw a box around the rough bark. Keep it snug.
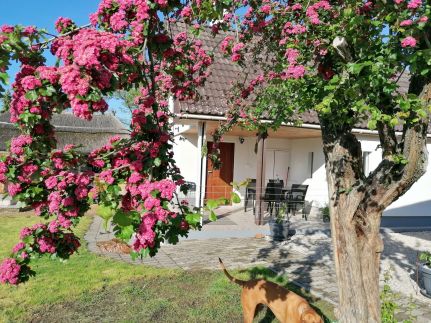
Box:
[320,80,430,322]
[321,125,382,322]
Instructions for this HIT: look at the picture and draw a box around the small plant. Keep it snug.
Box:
[320,204,330,223]
[419,251,431,265]
[275,204,288,224]
[380,268,417,323]
[97,205,115,233]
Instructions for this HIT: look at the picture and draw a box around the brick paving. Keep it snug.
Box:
[85,215,431,322]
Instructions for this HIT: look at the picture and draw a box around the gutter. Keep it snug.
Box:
[175,113,431,138]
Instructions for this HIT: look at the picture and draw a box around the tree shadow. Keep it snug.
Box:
[249,222,431,312]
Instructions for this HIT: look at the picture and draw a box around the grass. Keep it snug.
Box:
[0,210,335,323]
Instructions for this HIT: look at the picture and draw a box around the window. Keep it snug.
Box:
[363,151,371,176]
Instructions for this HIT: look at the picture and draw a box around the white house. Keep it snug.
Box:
[170,24,431,227]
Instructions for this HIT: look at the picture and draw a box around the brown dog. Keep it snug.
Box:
[219,258,323,323]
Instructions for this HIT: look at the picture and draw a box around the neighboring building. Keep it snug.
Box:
[0,112,129,153]
[170,24,431,224]
[0,111,129,206]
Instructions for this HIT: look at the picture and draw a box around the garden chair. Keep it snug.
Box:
[264,180,284,217]
[286,184,309,220]
[244,179,256,213]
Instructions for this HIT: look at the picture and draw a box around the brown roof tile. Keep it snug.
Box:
[172,23,413,130]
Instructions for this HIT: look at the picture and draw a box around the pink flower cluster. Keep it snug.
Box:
[0,0,207,284]
[306,1,332,25]
[401,36,417,47]
[0,258,21,285]
[55,17,75,33]
[10,135,32,155]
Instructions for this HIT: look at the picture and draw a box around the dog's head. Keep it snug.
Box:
[300,309,324,323]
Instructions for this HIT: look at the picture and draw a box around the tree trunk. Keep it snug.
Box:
[321,128,384,322]
[329,199,383,322]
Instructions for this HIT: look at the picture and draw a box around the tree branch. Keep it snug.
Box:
[364,81,431,211]
[376,121,398,158]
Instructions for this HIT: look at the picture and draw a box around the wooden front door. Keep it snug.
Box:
[205,142,235,200]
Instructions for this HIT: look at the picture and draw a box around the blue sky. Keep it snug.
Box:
[2,1,129,123]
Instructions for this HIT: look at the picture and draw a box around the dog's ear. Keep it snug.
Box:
[301,312,323,323]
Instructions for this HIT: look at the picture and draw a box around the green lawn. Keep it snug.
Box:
[0,211,334,323]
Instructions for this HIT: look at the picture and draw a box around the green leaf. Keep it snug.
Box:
[367,119,377,130]
[113,210,132,226]
[97,205,115,220]
[231,192,241,204]
[206,199,219,210]
[115,225,134,241]
[185,213,202,225]
[25,90,38,101]
[0,72,8,85]
[209,210,217,222]
[154,158,161,166]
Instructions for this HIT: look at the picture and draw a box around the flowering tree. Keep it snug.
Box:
[214,0,431,322]
[0,0,225,285]
[1,0,430,321]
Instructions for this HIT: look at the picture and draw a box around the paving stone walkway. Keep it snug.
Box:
[85,216,431,322]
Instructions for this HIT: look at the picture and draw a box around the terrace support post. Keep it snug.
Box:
[196,121,207,225]
[255,131,267,225]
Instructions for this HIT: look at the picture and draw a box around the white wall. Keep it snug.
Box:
[173,126,431,217]
[288,138,328,206]
[357,135,431,217]
[172,133,199,185]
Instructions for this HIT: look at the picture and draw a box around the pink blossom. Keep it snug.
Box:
[407,0,422,9]
[231,53,241,62]
[10,135,32,155]
[19,227,33,239]
[21,75,42,90]
[419,16,428,23]
[48,191,62,213]
[285,48,300,64]
[48,220,60,233]
[92,159,105,168]
[100,170,115,185]
[156,179,176,199]
[110,11,128,31]
[0,161,7,182]
[0,258,21,285]
[180,220,189,231]
[12,242,26,253]
[55,17,74,33]
[132,213,157,251]
[260,5,271,14]
[74,186,88,200]
[220,36,234,53]
[291,4,302,10]
[129,172,143,184]
[0,25,14,33]
[401,36,417,47]
[38,236,56,253]
[144,196,161,210]
[285,65,306,79]
[180,6,193,18]
[8,183,22,197]
[20,166,37,179]
[400,20,413,26]
[23,26,37,36]
[62,196,75,207]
